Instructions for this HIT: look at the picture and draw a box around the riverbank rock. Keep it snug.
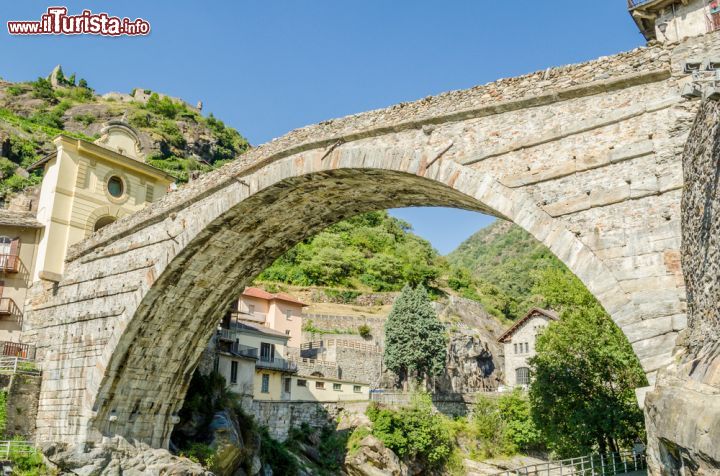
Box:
[344,435,404,476]
[41,436,212,475]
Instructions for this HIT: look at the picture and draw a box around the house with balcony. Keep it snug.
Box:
[225,287,307,348]
[0,120,174,348]
[215,320,298,401]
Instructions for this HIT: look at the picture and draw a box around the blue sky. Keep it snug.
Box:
[0,1,645,254]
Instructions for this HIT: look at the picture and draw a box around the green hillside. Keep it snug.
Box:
[258,211,443,292]
[0,68,250,199]
[446,220,574,320]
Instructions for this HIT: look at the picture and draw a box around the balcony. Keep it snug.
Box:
[627,0,658,9]
[256,356,298,373]
[0,255,20,273]
[231,310,267,324]
[229,342,258,359]
[0,298,21,320]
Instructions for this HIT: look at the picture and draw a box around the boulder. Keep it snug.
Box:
[41,436,212,475]
[209,410,246,476]
[344,435,404,476]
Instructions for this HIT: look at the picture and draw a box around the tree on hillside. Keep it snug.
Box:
[528,267,647,457]
[384,285,447,389]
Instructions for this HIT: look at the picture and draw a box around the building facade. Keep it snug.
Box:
[498,308,558,388]
[227,287,307,348]
[0,122,173,344]
[215,320,298,401]
[629,0,720,42]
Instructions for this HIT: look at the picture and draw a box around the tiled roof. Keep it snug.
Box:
[242,287,307,306]
[0,210,43,228]
[497,308,559,343]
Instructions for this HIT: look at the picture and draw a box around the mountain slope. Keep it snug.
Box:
[447,220,569,320]
[0,68,250,199]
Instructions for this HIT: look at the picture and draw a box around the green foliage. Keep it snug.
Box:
[78,78,89,89]
[8,439,49,476]
[206,113,250,162]
[323,288,361,303]
[8,136,40,167]
[158,119,186,149]
[30,77,55,102]
[384,285,447,384]
[529,267,647,457]
[29,100,72,130]
[147,154,210,182]
[497,389,542,452]
[0,108,91,142]
[6,85,26,97]
[364,394,453,468]
[259,426,299,476]
[259,211,442,291]
[346,426,372,454]
[179,442,216,468]
[73,113,96,127]
[0,158,17,178]
[0,390,6,436]
[129,109,156,129]
[302,319,356,336]
[145,93,187,119]
[358,324,372,338]
[447,222,566,320]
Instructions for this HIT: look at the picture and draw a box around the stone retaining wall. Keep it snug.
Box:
[252,400,369,441]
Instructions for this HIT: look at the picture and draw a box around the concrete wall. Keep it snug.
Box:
[216,353,254,397]
[656,0,711,43]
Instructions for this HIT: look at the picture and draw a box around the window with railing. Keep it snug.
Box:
[0,237,20,273]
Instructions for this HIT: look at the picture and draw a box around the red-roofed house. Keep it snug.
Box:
[226,287,308,348]
[498,308,558,387]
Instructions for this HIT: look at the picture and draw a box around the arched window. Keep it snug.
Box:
[94,216,116,232]
[516,367,530,386]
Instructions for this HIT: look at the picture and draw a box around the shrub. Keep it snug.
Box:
[6,85,25,97]
[146,93,186,119]
[259,426,299,476]
[365,394,453,468]
[130,109,156,129]
[179,442,215,468]
[8,136,39,167]
[358,324,372,339]
[0,158,17,178]
[31,77,55,102]
[158,120,186,149]
[74,113,96,127]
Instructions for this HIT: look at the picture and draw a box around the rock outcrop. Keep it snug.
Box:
[41,436,212,475]
[645,99,720,474]
[344,435,405,476]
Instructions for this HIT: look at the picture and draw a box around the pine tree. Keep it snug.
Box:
[384,285,447,389]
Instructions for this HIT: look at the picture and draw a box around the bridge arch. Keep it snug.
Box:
[24,41,694,447]
[47,144,631,447]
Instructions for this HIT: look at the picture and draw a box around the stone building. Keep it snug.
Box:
[630,0,720,42]
[0,122,173,344]
[497,308,558,387]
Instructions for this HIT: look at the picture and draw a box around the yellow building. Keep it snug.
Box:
[215,320,298,401]
[30,122,174,281]
[0,121,174,345]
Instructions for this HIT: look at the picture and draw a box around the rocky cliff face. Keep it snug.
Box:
[645,99,720,474]
[434,296,505,393]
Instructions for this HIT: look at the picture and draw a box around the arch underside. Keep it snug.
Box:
[88,168,502,445]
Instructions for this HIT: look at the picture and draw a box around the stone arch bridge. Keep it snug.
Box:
[23,34,720,448]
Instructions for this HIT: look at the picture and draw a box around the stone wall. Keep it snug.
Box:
[645,98,720,474]
[24,32,720,447]
[302,313,386,345]
[252,400,368,441]
[4,374,41,440]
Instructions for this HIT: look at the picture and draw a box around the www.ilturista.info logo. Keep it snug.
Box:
[7,7,150,36]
